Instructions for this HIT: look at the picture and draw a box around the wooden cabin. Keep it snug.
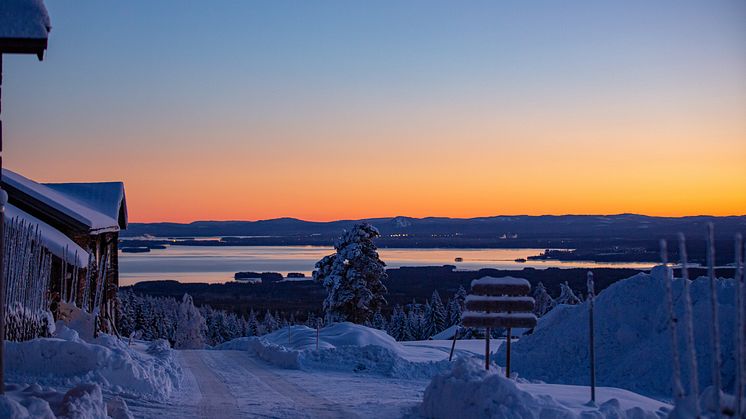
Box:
[1,169,127,333]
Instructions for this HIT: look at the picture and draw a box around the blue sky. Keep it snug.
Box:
[3,0,745,221]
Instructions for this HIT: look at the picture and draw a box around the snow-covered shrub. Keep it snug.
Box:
[313,223,388,324]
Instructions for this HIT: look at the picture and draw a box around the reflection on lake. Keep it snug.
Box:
[119,245,655,286]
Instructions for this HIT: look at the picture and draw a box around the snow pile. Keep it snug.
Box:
[0,382,132,419]
[496,267,738,399]
[0,0,51,39]
[421,358,670,419]
[6,324,181,402]
[217,322,453,378]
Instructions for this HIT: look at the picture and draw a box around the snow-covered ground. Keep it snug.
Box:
[4,320,675,418]
[17,264,745,418]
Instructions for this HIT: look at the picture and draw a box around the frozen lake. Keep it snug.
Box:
[119,245,654,286]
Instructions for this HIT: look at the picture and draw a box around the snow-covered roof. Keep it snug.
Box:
[0,0,51,40]
[2,169,122,233]
[45,182,127,229]
[6,203,89,267]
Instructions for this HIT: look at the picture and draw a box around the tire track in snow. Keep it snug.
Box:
[179,350,243,419]
[215,350,359,418]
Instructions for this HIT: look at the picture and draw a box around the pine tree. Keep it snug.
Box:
[407,305,425,341]
[246,309,259,336]
[556,281,581,305]
[430,290,447,332]
[313,223,388,324]
[423,301,438,338]
[263,309,278,333]
[532,281,556,316]
[371,308,387,330]
[387,305,410,341]
[174,293,206,349]
[447,298,462,327]
[455,285,467,310]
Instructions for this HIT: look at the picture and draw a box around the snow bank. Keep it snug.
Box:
[496,267,738,399]
[217,322,454,378]
[421,358,671,419]
[1,382,132,419]
[6,324,181,402]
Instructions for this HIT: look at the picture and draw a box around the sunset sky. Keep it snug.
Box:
[3,0,745,222]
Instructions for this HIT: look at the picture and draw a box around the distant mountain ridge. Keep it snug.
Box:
[123,214,746,241]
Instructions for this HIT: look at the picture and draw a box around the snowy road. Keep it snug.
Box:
[126,349,424,418]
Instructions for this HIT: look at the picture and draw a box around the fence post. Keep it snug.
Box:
[485,327,490,370]
[506,327,511,378]
[587,271,596,404]
[449,326,458,361]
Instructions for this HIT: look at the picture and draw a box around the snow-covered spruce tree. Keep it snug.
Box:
[262,309,278,333]
[246,309,259,336]
[387,305,410,341]
[430,290,447,332]
[447,298,462,327]
[313,223,388,324]
[371,308,387,330]
[532,282,556,316]
[556,281,582,305]
[174,293,207,349]
[454,285,467,310]
[407,305,426,341]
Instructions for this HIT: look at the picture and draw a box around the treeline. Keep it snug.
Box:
[117,280,582,346]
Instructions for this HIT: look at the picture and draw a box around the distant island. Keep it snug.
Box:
[120,214,746,264]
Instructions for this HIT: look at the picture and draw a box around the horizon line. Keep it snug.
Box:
[127,212,746,224]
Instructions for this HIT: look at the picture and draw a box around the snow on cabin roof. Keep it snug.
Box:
[2,169,120,233]
[45,182,127,229]
[470,276,531,287]
[6,203,89,267]
[0,0,51,39]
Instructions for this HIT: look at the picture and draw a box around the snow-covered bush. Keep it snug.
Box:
[556,281,582,305]
[532,281,556,316]
[313,223,388,324]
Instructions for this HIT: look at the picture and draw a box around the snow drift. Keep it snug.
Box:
[496,266,738,399]
[6,323,181,402]
[0,382,134,419]
[421,358,671,419]
[217,322,453,378]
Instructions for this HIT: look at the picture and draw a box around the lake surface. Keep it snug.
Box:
[119,245,655,286]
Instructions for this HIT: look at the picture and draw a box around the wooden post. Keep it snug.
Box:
[0,54,6,395]
[506,327,511,378]
[449,327,458,361]
[485,327,490,370]
[587,271,596,404]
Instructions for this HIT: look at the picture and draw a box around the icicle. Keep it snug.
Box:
[678,233,701,417]
[660,239,684,404]
[706,223,722,418]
